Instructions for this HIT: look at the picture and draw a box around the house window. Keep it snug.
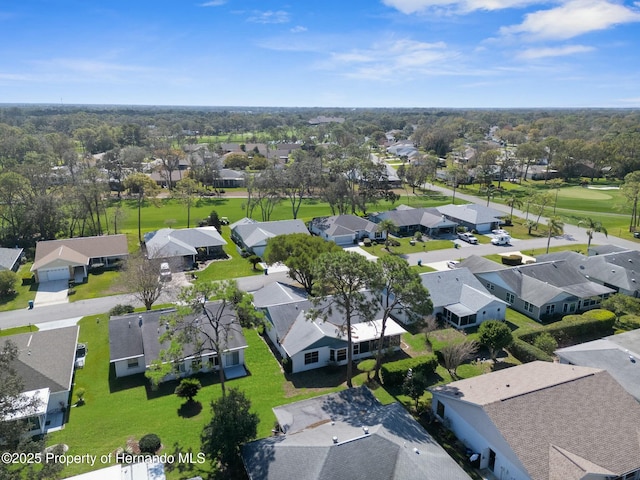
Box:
[486,283,495,291]
[227,351,240,366]
[208,356,220,368]
[330,349,347,362]
[336,349,347,362]
[127,358,139,369]
[304,351,319,365]
[563,303,577,313]
[524,301,534,313]
[545,304,556,315]
[191,359,202,371]
[436,400,445,419]
[506,293,515,303]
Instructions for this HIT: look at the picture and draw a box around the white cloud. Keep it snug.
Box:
[501,0,640,40]
[382,0,540,14]
[290,25,308,33]
[517,44,594,59]
[247,10,290,24]
[199,0,226,6]
[322,38,457,80]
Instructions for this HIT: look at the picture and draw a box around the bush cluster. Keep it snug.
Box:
[109,304,135,316]
[380,355,438,388]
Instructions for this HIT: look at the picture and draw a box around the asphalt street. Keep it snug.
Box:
[1,184,636,330]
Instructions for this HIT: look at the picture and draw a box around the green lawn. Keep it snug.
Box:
[69,269,130,302]
[0,324,38,337]
[0,263,37,313]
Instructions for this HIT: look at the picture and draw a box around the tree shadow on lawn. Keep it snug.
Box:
[177,400,202,418]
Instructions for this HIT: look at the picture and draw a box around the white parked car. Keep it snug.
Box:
[447,260,460,269]
[492,229,509,235]
[457,232,478,244]
[75,343,87,368]
[159,262,172,281]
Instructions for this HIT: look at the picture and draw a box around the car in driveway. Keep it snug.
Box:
[159,262,172,281]
[447,260,460,269]
[75,343,87,368]
[457,232,478,244]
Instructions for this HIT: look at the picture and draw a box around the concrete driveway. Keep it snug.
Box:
[34,280,69,307]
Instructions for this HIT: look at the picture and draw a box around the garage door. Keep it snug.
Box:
[41,267,69,282]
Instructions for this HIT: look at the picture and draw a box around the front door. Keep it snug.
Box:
[488,449,496,472]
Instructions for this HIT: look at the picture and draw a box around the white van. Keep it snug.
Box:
[491,235,511,246]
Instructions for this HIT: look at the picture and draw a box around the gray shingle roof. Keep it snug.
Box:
[242,387,471,480]
[144,227,227,259]
[433,362,640,480]
[419,268,504,311]
[437,204,504,225]
[457,255,506,274]
[309,215,379,236]
[233,219,309,248]
[0,247,23,271]
[251,282,308,309]
[6,326,78,394]
[556,328,640,400]
[109,304,248,365]
[374,207,456,230]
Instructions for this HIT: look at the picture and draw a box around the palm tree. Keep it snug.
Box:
[578,217,608,252]
[546,216,564,253]
[506,195,523,223]
[377,219,398,250]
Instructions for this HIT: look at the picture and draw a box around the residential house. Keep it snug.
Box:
[472,258,614,321]
[260,294,406,373]
[587,244,628,256]
[0,247,23,272]
[308,115,345,125]
[392,268,507,328]
[144,227,227,269]
[556,328,640,401]
[63,462,165,480]
[242,387,471,480]
[370,205,457,237]
[386,141,420,160]
[538,249,640,297]
[309,215,384,246]
[437,204,505,233]
[3,326,79,435]
[31,234,129,283]
[430,361,640,480]
[251,281,307,309]
[109,306,248,381]
[230,218,309,257]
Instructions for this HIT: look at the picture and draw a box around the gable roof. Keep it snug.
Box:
[251,282,308,309]
[457,255,506,274]
[109,305,247,365]
[6,326,79,394]
[232,219,309,248]
[556,328,640,400]
[144,227,227,259]
[419,268,506,311]
[32,235,128,270]
[242,387,471,480]
[265,295,406,357]
[0,247,23,271]
[373,207,457,230]
[32,245,89,271]
[310,215,379,237]
[432,362,640,480]
[437,203,504,225]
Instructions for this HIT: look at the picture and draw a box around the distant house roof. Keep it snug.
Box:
[6,326,79,394]
[437,204,504,225]
[310,215,379,237]
[251,282,308,309]
[144,227,227,259]
[374,207,457,230]
[109,305,247,365]
[32,235,128,271]
[419,268,506,312]
[457,255,506,274]
[232,219,309,249]
[308,116,345,125]
[431,362,640,480]
[0,247,23,271]
[556,328,640,401]
[242,387,471,480]
[588,244,628,256]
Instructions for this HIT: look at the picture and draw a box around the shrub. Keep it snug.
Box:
[616,314,640,331]
[533,332,558,355]
[509,338,553,362]
[109,304,135,316]
[138,434,162,454]
[501,254,522,266]
[380,355,438,388]
[414,231,423,241]
[363,238,372,247]
[0,270,18,296]
[281,357,292,374]
[175,378,202,402]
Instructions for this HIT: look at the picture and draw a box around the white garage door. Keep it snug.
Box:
[41,267,69,282]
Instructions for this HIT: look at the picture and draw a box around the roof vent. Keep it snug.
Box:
[413,448,420,454]
[332,436,338,444]
[363,427,369,434]
[506,384,510,387]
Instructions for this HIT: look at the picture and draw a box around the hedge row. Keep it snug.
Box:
[509,309,616,363]
[380,355,438,388]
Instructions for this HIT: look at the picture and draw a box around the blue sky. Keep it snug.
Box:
[1,0,639,108]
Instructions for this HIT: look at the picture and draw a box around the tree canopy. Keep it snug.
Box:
[477,320,513,362]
